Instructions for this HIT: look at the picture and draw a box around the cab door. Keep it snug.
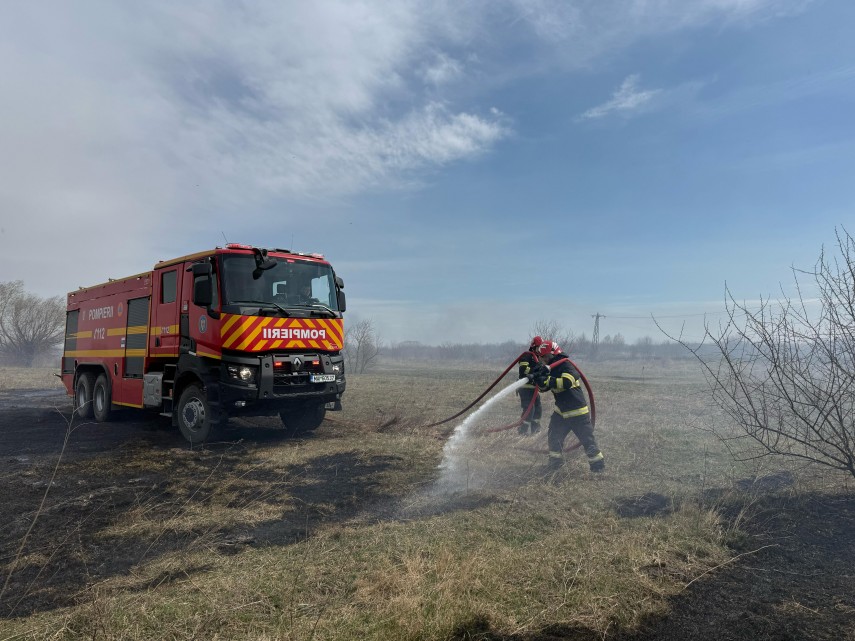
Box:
[184,262,221,358]
[150,266,182,358]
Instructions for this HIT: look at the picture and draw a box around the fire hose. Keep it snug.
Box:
[422,353,529,428]
[425,352,597,453]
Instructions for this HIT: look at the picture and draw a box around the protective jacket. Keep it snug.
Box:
[536,352,589,418]
[518,350,538,389]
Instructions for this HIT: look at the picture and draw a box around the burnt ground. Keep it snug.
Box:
[1,389,854,639]
[0,388,422,620]
[620,490,855,641]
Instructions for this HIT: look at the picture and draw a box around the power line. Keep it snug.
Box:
[606,312,726,319]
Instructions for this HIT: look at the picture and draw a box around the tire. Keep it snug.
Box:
[177,384,215,445]
[92,373,112,423]
[74,372,95,419]
[279,402,326,435]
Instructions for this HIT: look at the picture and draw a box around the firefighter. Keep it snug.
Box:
[529,341,605,473]
[517,336,543,435]
[290,281,317,305]
[298,284,314,304]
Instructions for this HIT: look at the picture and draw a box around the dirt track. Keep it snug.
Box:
[1,387,854,640]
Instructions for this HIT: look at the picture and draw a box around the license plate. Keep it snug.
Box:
[310,374,336,383]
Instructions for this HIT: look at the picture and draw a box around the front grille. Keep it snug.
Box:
[274,371,312,386]
[273,356,324,387]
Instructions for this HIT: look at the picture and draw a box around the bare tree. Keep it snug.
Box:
[0,281,65,367]
[630,336,654,360]
[529,319,575,352]
[662,229,855,480]
[344,319,382,374]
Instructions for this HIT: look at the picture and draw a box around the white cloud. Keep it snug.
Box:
[0,1,508,294]
[422,53,465,86]
[0,0,814,300]
[0,0,809,216]
[0,2,505,203]
[578,75,661,120]
[501,0,812,55]
[696,64,855,122]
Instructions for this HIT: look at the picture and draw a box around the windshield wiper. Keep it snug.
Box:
[229,300,290,316]
[291,302,337,317]
[312,303,337,316]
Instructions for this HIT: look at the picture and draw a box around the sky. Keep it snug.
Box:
[2,0,854,346]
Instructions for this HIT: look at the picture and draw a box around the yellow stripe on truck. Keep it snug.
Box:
[65,349,146,358]
[149,325,179,335]
[125,326,148,335]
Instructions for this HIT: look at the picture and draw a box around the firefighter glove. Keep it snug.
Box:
[527,364,545,382]
[533,373,549,388]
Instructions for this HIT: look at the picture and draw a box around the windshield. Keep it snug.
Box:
[220,254,339,313]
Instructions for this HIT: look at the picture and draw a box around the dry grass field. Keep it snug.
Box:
[0,367,64,392]
[0,359,853,640]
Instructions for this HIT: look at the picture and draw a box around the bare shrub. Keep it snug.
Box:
[664,228,855,480]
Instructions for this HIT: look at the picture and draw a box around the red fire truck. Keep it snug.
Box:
[61,244,346,444]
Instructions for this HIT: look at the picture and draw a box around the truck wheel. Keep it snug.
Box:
[74,373,95,419]
[279,403,326,435]
[177,384,215,444]
[92,373,112,423]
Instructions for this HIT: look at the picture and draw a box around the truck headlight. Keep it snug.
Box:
[227,365,257,384]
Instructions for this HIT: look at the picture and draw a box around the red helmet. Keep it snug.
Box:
[528,335,543,351]
[535,340,560,357]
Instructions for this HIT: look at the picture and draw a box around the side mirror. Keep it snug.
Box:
[193,277,213,307]
[190,263,213,277]
[337,290,347,313]
[252,247,277,279]
[335,275,344,289]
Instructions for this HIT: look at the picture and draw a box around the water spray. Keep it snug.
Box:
[435,377,530,491]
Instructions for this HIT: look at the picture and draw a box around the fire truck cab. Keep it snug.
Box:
[61,244,347,444]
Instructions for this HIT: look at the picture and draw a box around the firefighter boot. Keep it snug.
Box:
[589,452,605,473]
[530,420,541,435]
[547,452,564,470]
[518,421,530,436]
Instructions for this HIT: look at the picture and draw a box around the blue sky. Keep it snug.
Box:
[1,0,853,345]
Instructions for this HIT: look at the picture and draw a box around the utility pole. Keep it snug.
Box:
[592,313,605,357]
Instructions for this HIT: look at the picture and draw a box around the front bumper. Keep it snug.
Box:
[217,351,346,416]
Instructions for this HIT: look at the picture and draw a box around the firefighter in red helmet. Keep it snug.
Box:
[517,336,544,435]
[529,341,605,472]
